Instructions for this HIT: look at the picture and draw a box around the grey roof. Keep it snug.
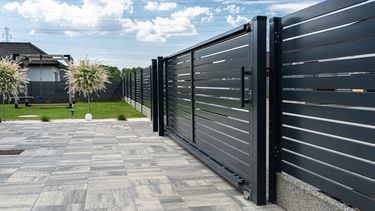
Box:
[0,42,62,67]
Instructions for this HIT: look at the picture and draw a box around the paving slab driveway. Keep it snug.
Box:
[0,120,283,211]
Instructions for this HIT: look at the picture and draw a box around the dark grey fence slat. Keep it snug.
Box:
[282,149,375,197]
[282,74,375,89]
[282,37,375,64]
[282,56,375,76]
[282,126,374,162]
[282,1,373,38]
[282,103,375,126]
[283,17,375,51]
[282,90,375,108]
[282,114,375,145]
[281,0,367,26]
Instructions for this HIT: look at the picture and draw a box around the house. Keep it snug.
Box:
[0,42,65,82]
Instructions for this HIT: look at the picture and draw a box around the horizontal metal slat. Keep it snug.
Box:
[168,67,191,75]
[195,109,249,132]
[194,57,249,73]
[167,54,190,65]
[282,37,375,64]
[282,74,375,90]
[282,126,374,162]
[283,17,375,52]
[282,149,375,197]
[281,161,375,210]
[195,88,241,98]
[195,79,250,89]
[282,90,375,107]
[281,0,367,26]
[195,133,249,173]
[195,128,249,162]
[195,116,249,142]
[195,34,249,58]
[195,102,249,121]
[281,137,375,180]
[168,74,191,81]
[282,114,375,145]
[282,103,375,126]
[167,123,192,142]
[196,123,249,154]
[283,1,375,39]
[196,95,250,110]
[194,47,249,66]
[194,68,241,80]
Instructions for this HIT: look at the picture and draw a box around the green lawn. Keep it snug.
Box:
[1,102,144,121]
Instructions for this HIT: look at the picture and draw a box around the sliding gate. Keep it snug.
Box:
[162,17,267,205]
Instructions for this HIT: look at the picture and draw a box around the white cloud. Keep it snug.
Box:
[121,17,196,42]
[144,2,177,11]
[223,4,241,14]
[29,29,36,35]
[171,6,212,19]
[3,1,20,11]
[3,0,134,34]
[121,6,213,42]
[268,2,318,14]
[226,15,250,26]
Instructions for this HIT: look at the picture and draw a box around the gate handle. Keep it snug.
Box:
[241,67,251,107]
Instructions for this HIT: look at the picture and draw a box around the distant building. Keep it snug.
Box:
[0,42,65,82]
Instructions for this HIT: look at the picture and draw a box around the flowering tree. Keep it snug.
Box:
[0,58,28,121]
[65,59,110,114]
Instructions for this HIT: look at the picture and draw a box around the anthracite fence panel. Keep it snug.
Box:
[124,67,152,110]
[26,81,122,103]
[162,17,267,205]
[269,0,375,210]
[136,70,142,103]
[142,66,152,108]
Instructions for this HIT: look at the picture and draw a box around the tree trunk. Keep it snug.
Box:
[88,94,91,113]
[2,93,5,122]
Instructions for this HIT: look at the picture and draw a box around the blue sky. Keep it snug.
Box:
[1,0,322,68]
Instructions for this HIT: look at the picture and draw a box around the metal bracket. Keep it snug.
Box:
[243,190,251,200]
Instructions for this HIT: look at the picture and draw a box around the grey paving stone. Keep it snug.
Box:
[0,120,283,211]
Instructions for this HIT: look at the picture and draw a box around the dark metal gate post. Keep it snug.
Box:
[134,71,137,107]
[151,59,158,132]
[269,17,282,204]
[157,56,164,136]
[250,16,267,205]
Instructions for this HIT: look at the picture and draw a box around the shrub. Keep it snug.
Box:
[41,116,50,122]
[117,114,127,121]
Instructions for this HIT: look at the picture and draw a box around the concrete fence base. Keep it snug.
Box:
[125,97,151,120]
[276,173,354,211]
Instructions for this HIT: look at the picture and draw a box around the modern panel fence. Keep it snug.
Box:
[124,66,152,118]
[269,0,375,210]
[124,0,375,210]
[21,81,122,104]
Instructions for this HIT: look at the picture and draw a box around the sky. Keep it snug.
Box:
[0,0,322,68]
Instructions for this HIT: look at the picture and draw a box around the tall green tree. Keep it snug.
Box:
[0,58,28,122]
[65,59,110,115]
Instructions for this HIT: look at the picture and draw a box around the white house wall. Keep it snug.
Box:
[27,66,62,82]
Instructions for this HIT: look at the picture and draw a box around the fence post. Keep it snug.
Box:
[190,51,195,143]
[269,17,282,204]
[157,56,164,136]
[151,59,158,132]
[250,16,267,205]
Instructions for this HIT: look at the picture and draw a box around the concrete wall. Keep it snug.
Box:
[27,66,62,82]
